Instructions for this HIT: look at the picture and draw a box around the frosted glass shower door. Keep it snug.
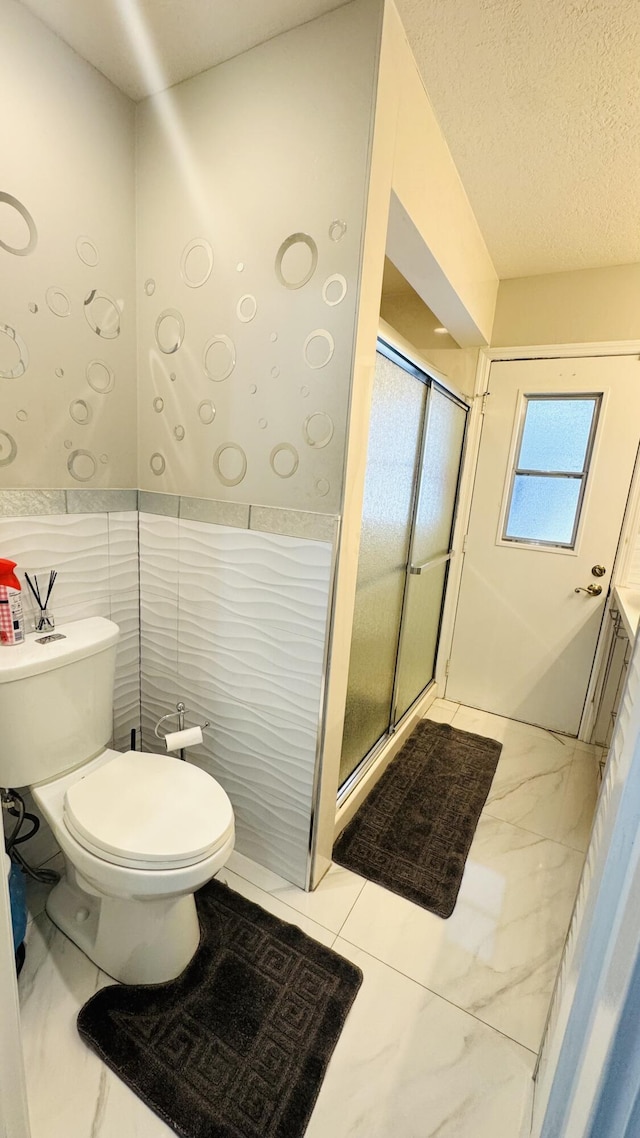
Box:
[339,351,426,786]
[393,385,467,723]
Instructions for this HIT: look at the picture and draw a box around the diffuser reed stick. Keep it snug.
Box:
[24,570,57,631]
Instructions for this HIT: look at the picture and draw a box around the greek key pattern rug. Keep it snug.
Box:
[78,880,362,1138]
[334,719,501,918]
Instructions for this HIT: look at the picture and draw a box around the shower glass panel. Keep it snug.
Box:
[393,386,467,723]
[339,351,426,786]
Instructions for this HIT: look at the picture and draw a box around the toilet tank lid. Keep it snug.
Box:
[0,617,119,683]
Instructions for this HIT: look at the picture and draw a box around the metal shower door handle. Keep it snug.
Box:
[409,551,453,575]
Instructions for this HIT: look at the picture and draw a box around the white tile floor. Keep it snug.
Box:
[17,701,600,1138]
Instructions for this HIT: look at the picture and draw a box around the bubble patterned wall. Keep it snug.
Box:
[0,7,137,489]
[136,0,380,513]
[2,0,378,505]
[139,224,349,508]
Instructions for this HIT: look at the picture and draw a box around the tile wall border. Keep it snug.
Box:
[0,490,338,543]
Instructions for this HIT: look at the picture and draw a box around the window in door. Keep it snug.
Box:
[502,394,601,549]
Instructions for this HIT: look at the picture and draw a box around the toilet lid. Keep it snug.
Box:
[63,752,234,869]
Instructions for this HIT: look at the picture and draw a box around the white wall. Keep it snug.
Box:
[380,285,479,396]
[136,0,381,515]
[492,263,640,347]
[386,2,498,345]
[0,0,137,489]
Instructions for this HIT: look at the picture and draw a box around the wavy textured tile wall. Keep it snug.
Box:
[139,512,332,888]
[1,505,333,886]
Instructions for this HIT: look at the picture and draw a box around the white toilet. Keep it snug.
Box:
[0,616,234,985]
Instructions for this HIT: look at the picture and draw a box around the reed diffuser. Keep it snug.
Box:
[24,569,57,632]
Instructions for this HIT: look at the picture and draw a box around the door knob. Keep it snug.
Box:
[591,565,607,578]
[575,584,603,596]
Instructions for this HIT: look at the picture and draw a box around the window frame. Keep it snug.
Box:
[498,391,602,553]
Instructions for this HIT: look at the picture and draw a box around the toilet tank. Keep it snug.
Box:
[0,617,119,789]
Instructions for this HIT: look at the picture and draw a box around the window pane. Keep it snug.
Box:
[505,475,581,545]
[519,398,597,472]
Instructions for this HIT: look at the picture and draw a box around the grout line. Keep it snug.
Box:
[223,857,368,938]
[332,872,368,938]
[335,931,538,1058]
[480,805,588,857]
[452,705,580,747]
[220,867,336,940]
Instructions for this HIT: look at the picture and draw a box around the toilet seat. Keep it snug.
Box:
[63,751,234,871]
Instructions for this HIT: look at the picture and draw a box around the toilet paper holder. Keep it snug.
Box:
[154,702,210,759]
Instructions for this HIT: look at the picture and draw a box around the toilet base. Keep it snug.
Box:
[46,865,201,985]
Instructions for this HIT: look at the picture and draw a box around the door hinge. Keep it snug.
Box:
[462,532,469,553]
[480,390,490,414]
[445,659,451,677]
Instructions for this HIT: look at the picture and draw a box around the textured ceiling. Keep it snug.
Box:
[395,0,640,277]
[18,0,640,278]
[17,0,350,102]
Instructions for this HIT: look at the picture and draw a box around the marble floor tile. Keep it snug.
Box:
[19,914,110,1138]
[483,732,576,845]
[483,724,599,850]
[90,1070,176,1138]
[226,849,366,933]
[339,814,583,1051]
[452,704,575,753]
[306,939,535,1138]
[449,704,522,741]
[556,752,600,852]
[20,914,175,1138]
[424,698,459,724]
[573,739,602,759]
[15,699,591,1136]
[19,873,341,1138]
[214,865,336,947]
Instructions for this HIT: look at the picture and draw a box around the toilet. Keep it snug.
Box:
[0,616,234,984]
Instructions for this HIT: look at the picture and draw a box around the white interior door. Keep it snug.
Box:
[448,355,640,735]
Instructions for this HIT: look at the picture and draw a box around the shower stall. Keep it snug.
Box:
[338,336,468,801]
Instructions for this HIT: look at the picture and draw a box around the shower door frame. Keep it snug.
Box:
[337,336,470,808]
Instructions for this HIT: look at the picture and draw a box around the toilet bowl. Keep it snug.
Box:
[0,617,236,985]
[33,747,235,984]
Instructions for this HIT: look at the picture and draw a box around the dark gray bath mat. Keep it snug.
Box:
[334,719,501,918]
[77,879,362,1138]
